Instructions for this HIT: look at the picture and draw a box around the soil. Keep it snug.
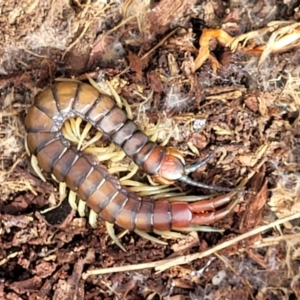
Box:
[1,0,300,299]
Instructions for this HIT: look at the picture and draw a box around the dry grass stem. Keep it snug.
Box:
[82,211,300,278]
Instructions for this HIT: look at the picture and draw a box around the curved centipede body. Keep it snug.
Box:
[25,81,241,234]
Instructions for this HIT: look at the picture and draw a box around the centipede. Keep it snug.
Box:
[24,81,243,239]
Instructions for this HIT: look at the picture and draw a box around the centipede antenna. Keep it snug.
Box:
[179,174,242,192]
[184,148,218,174]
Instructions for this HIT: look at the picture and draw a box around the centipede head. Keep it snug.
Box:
[153,147,185,185]
[155,147,242,193]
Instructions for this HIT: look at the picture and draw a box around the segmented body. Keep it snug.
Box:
[25,82,196,232]
[25,81,241,235]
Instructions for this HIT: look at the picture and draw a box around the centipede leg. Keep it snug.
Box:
[106,222,127,252]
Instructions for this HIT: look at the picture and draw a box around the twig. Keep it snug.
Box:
[62,21,92,60]
[117,27,180,76]
[82,258,175,279]
[82,211,300,279]
[62,4,111,59]
[249,232,300,248]
[155,211,300,272]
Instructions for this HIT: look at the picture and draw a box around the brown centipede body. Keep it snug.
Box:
[25,81,243,237]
